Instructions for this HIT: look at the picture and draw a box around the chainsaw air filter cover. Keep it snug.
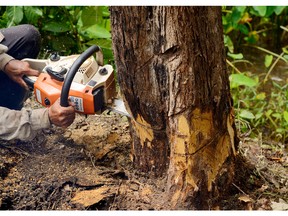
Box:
[43,55,99,85]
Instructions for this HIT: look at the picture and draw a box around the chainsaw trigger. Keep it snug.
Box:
[46,67,65,82]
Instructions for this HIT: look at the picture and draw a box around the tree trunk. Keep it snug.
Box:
[110,6,238,209]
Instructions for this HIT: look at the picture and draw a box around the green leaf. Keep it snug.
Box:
[274,6,286,15]
[282,47,288,54]
[256,92,266,100]
[6,6,23,27]
[82,24,111,39]
[264,55,273,68]
[272,113,282,119]
[224,35,234,53]
[227,52,243,60]
[276,128,285,134]
[284,111,288,123]
[255,113,263,120]
[222,16,228,25]
[231,9,242,27]
[51,35,76,52]
[102,48,114,63]
[235,6,246,13]
[238,24,249,35]
[100,6,110,17]
[240,110,255,119]
[80,7,99,29]
[265,6,276,17]
[86,39,112,50]
[265,109,273,117]
[252,6,267,17]
[244,32,259,44]
[23,6,43,24]
[42,22,70,33]
[104,18,111,32]
[229,73,258,88]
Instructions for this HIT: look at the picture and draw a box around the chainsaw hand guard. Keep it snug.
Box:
[60,45,100,107]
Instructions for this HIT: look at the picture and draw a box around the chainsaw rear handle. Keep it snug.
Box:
[23,75,35,89]
[60,45,101,107]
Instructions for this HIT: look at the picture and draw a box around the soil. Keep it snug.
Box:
[0,97,287,211]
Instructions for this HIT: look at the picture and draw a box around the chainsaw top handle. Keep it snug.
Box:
[60,45,100,107]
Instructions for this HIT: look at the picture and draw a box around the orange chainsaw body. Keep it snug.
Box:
[33,73,107,115]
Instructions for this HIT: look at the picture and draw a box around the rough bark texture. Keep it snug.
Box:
[110,6,238,209]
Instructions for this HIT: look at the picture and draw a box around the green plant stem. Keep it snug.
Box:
[264,52,285,83]
[232,59,253,65]
[226,59,242,74]
[222,9,232,13]
[266,114,278,129]
[255,27,274,34]
[280,25,288,32]
[244,45,288,63]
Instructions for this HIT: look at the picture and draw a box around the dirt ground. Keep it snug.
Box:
[0,97,287,210]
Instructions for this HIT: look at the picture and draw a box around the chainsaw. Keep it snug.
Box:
[22,45,130,117]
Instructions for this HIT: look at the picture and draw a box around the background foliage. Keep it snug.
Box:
[0,6,287,143]
[223,6,288,143]
[0,6,112,63]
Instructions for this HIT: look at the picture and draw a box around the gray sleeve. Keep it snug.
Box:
[0,44,14,71]
[0,107,51,141]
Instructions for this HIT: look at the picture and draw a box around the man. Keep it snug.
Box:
[0,24,75,141]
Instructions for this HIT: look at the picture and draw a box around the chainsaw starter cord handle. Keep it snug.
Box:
[46,67,67,82]
[60,45,100,107]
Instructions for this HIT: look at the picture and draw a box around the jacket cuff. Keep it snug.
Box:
[30,108,51,131]
[0,53,14,71]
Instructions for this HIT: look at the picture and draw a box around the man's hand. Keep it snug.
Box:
[48,98,75,128]
[4,59,40,90]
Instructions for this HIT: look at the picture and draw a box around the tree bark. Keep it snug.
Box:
[110,6,238,209]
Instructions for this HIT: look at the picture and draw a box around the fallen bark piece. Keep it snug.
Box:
[271,199,288,210]
[71,186,116,207]
[238,194,253,203]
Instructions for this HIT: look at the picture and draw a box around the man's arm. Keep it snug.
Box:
[0,44,14,71]
[1,42,39,90]
[0,106,51,141]
[0,98,75,141]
